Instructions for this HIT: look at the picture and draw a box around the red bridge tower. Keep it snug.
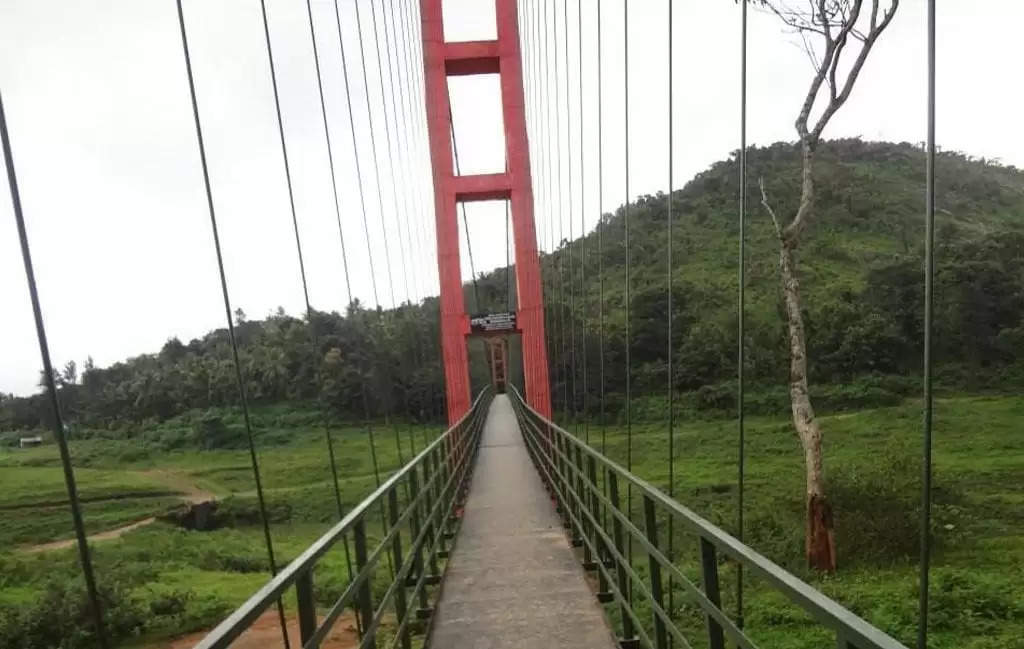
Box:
[420,0,552,423]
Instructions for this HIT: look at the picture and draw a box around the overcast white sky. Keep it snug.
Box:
[2,0,1021,397]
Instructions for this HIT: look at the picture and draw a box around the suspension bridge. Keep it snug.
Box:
[2,0,942,648]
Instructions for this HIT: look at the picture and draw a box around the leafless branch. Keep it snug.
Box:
[811,0,898,140]
[758,0,898,142]
[759,177,783,237]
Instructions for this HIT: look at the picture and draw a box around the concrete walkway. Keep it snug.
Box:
[428,395,618,649]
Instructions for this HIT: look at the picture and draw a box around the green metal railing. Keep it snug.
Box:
[194,388,492,649]
[509,386,909,649]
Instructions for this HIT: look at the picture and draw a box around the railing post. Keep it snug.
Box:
[409,463,438,621]
[437,442,453,559]
[836,634,858,649]
[571,444,585,547]
[354,519,376,649]
[557,434,572,530]
[588,456,613,603]
[426,450,443,574]
[643,495,668,649]
[296,570,317,647]
[699,537,726,649]
[608,472,637,647]
[582,453,597,569]
[388,487,411,649]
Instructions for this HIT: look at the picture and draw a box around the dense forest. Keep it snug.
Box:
[3,139,1024,439]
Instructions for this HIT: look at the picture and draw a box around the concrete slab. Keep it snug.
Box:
[428,395,618,649]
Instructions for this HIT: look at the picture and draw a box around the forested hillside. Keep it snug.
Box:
[526,138,1024,414]
[4,139,1024,437]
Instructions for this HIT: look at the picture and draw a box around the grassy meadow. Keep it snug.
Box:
[567,393,1024,649]
[0,405,443,647]
[0,392,1021,648]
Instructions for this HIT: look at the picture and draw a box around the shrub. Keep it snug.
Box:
[930,570,1023,633]
[199,548,267,573]
[0,577,145,649]
[193,413,242,450]
[829,443,965,564]
[208,496,292,527]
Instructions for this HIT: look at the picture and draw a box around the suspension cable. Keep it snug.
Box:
[330,0,394,584]
[546,0,558,395]
[380,0,423,307]
[333,0,379,308]
[554,0,569,418]
[448,110,482,313]
[562,0,578,431]
[534,0,555,392]
[597,0,606,461]
[366,0,415,469]
[623,0,634,599]
[522,0,539,265]
[379,0,425,455]
[352,1,398,310]
[401,0,445,428]
[392,0,437,436]
[507,201,513,312]
[737,0,748,629]
[368,0,413,308]
[298,1,359,625]
[919,1,936,646]
[260,0,353,538]
[175,3,289,645]
[667,0,677,636]
[3,91,110,649]
[577,0,588,445]
[391,0,428,303]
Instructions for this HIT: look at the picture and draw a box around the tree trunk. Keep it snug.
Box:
[778,197,837,573]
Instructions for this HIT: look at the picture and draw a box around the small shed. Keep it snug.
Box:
[19,435,43,449]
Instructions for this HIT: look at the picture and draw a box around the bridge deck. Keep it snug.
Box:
[428,395,617,648]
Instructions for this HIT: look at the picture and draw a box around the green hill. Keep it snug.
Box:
[472,139,1024,414]
[4,139,1024,435]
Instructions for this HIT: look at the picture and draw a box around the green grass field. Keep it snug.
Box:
[0,395,1021,648]
[566,394,1024,649]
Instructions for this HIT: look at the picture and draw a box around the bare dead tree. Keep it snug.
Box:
[757,0,898,572]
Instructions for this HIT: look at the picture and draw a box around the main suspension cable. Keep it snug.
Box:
[3,90,110,649]
[175,3,289,645]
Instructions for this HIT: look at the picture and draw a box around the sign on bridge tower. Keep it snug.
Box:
[420,0,552,422]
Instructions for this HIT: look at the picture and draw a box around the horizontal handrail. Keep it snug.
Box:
[194,388,492,649]
[509,385,908,649]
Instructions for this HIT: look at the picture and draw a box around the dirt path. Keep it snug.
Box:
[154,611,359,649]
[140,468,217,504]
[20,469,217,553]
[24,517,159,553]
